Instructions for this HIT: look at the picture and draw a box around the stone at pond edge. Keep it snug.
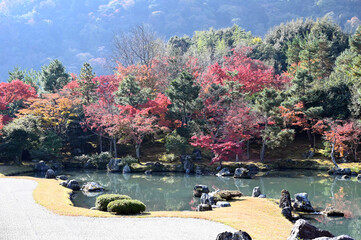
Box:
[313,235,355,240]
[107,159,122,172]
[216,201,231,207]
[216,230,252,240]
[252,186,261,197]
[45,169,56,179]
[279,189,293,210]
[293,192,314,212]
[66,179,80,191]
[328,168,352,176]
[193,185,209,197]
[234,168,251,179]
[282,207,293,221]
[341,175,350,180]
[214,190,242,201]
[56,175,68,181]
[258,194,266,198]
[196,204,212,211]
[357,174,361,181]
[201,193,215,205]
[144,170,152,175]
[122,164,131,174]
[81,182,104,192]
[34,160,50,172]
[287,219,334,240]
[216,168,232,177]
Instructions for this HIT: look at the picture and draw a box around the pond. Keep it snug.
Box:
[32,170,361,239]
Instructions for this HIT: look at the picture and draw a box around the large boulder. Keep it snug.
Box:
[201,192,215,205]
[282,207,294,221]
[45,169,56,179]
[193,185,209,197]
[122,164,131,174]
[246,164,259,173]
[279,189,293,210]
[34,161,50,172]
[252,187,261,197]
[66,179,81,191]
[214,190,242,201]
[293,193,314,212]
[216,230,252,240]
[287,219,334,240]
[107,159,122,172]
[196,204,212,212]
[216,168,232,177]
[81,182,104,192]
[313,235,354,240]
[234,168,251,179]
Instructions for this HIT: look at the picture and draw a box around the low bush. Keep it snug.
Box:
[119,155,138,165]
[74,152,112,169]
[107,199,146,215]
[95,194,131,211]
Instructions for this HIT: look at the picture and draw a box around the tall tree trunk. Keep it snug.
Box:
[354,144,358,161]
[307,129,314,149]
[135,144,141,159]
[313,133,316,152]
[99,135,103,153]
[246,140,250,160]
[236,154,239,162]
[109,138,112,156]
[330,142,339,169]
[260,141,266,162]
[113,138,117,158]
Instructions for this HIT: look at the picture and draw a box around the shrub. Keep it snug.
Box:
[74,152,112,169]
[165,131,189,155]
[95,194,131,211]
[119,155,138,165]
[107,199,146,215]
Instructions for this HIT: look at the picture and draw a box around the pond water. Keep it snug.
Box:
[32,170,361,239]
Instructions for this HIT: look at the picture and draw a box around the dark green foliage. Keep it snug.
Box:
[107,199,146,215]
[78,62,97,105]
[167,35,192,56]
[95,194,132,211]
[165,131,189,155]
[119,155,138,165]
[166,71,201,129]
[40,59,70,93]
[74,152,112,169]
[115,75,150,107]
[29,131,62,161]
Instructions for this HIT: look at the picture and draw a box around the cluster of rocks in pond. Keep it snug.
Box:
[194,184,243,211]
[288,219,354,240]
[59,179,81,190]
[81,182,104,197]
[328,168,360,181]
[216,230,252,240]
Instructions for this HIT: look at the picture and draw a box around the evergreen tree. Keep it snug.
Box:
[115,75,150,107]
[40,59,70,93]
[78,62,97,105]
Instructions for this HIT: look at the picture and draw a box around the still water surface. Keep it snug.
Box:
[34,170,361,239]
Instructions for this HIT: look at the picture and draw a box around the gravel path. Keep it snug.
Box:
[0,178,236,240]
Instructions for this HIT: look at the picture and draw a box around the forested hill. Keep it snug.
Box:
[1,0,361,81]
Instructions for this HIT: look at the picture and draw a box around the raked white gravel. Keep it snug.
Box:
[0,178,236,240]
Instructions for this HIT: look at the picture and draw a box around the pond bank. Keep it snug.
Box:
[0,175,293,240]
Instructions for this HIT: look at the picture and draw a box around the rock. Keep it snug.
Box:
[192,149,202,161]
[196,204,212,211]
[279,189,293,210]
[144,170,152,175]
[195,165,202,175]
[341,175,350,180]
[81,182,104,192]
[246,164,259,173]
[258,194,266,198]
[293,193,314,212]
[51,162,63,170]
[252,186,261,197]
[216,230,252,240]
[122,164,131,174]
[302,150,314,159]
[181,155,193,173]
[193,185,209,197]
[313,235,355,240]
[350,171,358,177]
[330,168,352,176]
[45,169,56,179]
[56,175,68,181]
[216,201,231,207]
[357,174,361,181]
[90,207,98,210]
[59,181,67,187]
[216,165,222,171]
[282,207,293,221]
[200,193,215,205]
[34,160,50,172]
[322,207,344,217]
[107,159,122,172]
[216,168,232,177]
[234,168,251,179]
[66,179,81,191]
[287,219,334,240]
[343,168,352,175]
[84,160,96,169]
[214,190,242,201]
[152,162,164,172]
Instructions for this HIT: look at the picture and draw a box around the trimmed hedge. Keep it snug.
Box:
[95,194,131,211]
[107,199,146,215]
